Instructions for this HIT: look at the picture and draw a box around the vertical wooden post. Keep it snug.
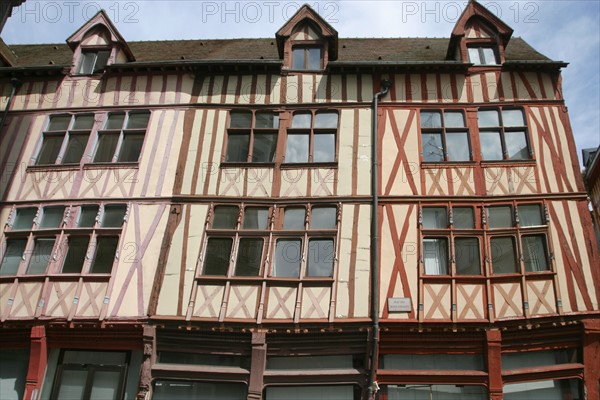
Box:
[247,332,267,400]
[137,325,156,400]
[486,329,503,400]
[24,325,47,400]
[583,319,600,400]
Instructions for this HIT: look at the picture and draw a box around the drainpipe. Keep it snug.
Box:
[369,78,391,400]
[0,77,22,137]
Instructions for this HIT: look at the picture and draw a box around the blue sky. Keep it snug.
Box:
[3,0,599,165]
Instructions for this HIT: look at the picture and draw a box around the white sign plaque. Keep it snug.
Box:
[388,297,412,313]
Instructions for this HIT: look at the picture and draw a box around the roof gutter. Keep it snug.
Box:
[368,78,391,400]
[0,77,22,139]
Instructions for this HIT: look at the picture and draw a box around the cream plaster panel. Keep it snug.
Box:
[382,109,420,196]
[310,168,335,197]
[455,75,468,103]
[148,75,164,105]
[423,283,450,320]
[501,72,515,101]
[205,111,227,196]
[425,74,437,103]
[42,281,77,318]
[485,72,500,102]
[440,74,453,103]
[335,204,355,318]
[329,75,343,103]
[409,74,422,101]
[354,204,372,318]
[346,75,358,102]
[226,285,259,319]
[193,285,225,318]
[180,110,205,195]
[567,201,597,309]
[549,107,577,190]
[218,168,245,197]
[301,286,331,319]
[0,283,15,319]
[471,74,484,103]
[493,283,523,319]
[526,280,556,316]
[253,75,268,105]
[337,110,355,196]
[280,169,308,197]
[10,282,42,319]
[2,115,35,200]
[246,168,274,197]
[236,75,253,105]
[269,76,281,104]
[266,286,297,319]
[484,166,510,196]
[356,109,372,196]
[284,75,299,104]
[75,282,109,318]
[456,284,485,320]
[360,75,374,104]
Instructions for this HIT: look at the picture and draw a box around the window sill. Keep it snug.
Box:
[480,159,536,167]
[83,162,140,170]
[195,276,335,284]
[421,161,477,169]
[220,162,275,168]
[0,274,111,283]
[26,164,81,172]
[281,162,337,169]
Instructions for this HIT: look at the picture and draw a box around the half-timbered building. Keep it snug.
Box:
[0,1,598,399]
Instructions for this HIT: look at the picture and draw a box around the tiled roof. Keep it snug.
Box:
[6,37,551,67]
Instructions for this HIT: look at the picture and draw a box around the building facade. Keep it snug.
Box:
[1,2,599,400]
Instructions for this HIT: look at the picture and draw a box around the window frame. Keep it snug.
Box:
[76,48,111,75]
[478,107,533,162]
[224,111,280,164]
[420,109,472,163]
[34,114,95,166]
[92,111,151,164]
[467,45,499,65]
[284,110,339,165]
[291,45,323,71]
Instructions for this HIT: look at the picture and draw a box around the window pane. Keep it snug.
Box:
[315,112,338,128]
[78,52,95,74]
[487,206,513,228]
[102,205,126,228]
[292,48,305,70]
[478,110,499,127]
[468,47,481,64]
[126,112,150,129]
[310,207,337,230]
[291,113,312,129]
[0,348,29,400]
[383,354,484,370]
[502,349,577,370]
[267,355,352,370]
[226,134,249,162]
[203,238,232,275]
[519,204,543,227]
[90,370,120,400]
[285,134,309,162]
[63,350,126,364]
[255,112,279,129]
[158,352,248,368]
[48,115,71,131]
[40,206,64,228]
[420,111,442,128]
[308,47,321,70]
[153,380,247,400]
[56,369,87,400]
[313,133,335,162]
[422,133,444,162]
[78,205,99,227]
[37,135,64,165]
[235,238,263,276]
[503,379,581,400]
[27,238,55,274]
[213,206,239,229]
[482,47,497,64]
[243,207,268,230]
[62,133,89,164]
[117,133,144,162]
[307,239,334,277]
[90,237,119,273]
[446,131,470,161]
[0,239,26,275]
[423,238,448,275]
[61,237,90,274]
[94,50,110,72]
[522,235,549,272]
[252,133,277,162]
[266,385,353,400]
[490,237,517,274]
[274,239,301,277]
[72,115,94,130]
[444,111,465,127]
[455,238,480,275]
[388,384,488,400]
[229,112,252,128]
[505,131,529,160]
[422,207,448,229]
[480,130,503,160]
[13,207,37,230]
[93,133,119,163]
[105,114,125,130]
[284,208,305,230]
[502,109,525,126]
[453,207,475,229]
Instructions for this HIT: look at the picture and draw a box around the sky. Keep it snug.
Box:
[2,0,599,166]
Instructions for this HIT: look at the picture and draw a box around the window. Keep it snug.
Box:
[35,115,94,166]
[419,203,550,277]
[292,46,322,70]
[468,46,498,65]
[0,204,126,276]
[420,110,471,162]
[385,384,489,400]
[265,385,356,400]
[200,204,337,279]
[285,112,338,163]
[503,379,581,400]
[93,111,150,163]
[154,381,247,400]
[0,349,30,400]
[49,350,128,400]
[77,50,110,74]
[478,108,531,161]
[225,111,279,163]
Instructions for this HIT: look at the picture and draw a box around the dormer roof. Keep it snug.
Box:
[275,4,338,61]
[66,9,135,61]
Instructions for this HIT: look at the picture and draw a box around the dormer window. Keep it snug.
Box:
[77,49,110,74]
[468,46,498,65]
[292,46,322,70]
